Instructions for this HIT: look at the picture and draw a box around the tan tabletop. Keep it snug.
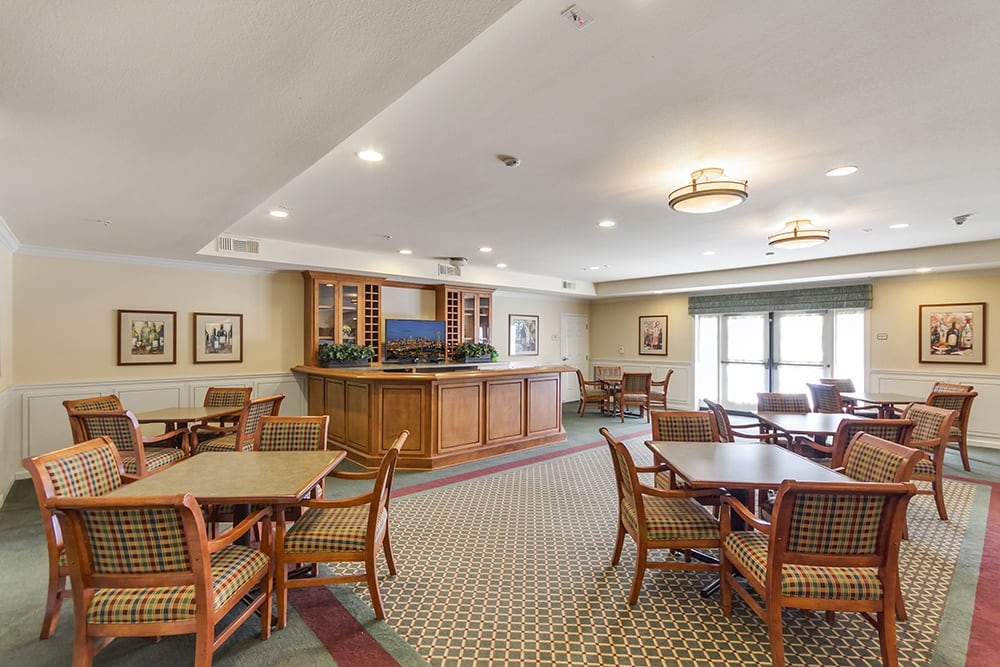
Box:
[108,450,346,504]
[842,392,924,418]
[645,441,850,490]
[755,411,867,438]
[135,405,243,426]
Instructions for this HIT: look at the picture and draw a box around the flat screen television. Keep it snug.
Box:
[383,319,447,363]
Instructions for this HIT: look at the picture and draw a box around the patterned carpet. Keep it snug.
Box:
[337,438,974,667]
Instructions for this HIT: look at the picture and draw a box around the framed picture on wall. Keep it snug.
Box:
[117,309,176,365]
[193,312,244,363]
[919,302,986,364]
[509,314,539,356]
[639,315,668,356]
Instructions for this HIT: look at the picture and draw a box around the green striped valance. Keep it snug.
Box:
[688,284,872,315]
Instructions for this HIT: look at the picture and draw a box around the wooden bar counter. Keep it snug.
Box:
[292,363,572,469]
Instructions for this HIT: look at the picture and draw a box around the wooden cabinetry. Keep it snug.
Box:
[435,285,494,358]
[303,271,383,364]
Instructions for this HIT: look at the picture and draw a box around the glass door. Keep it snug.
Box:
[720,314,768,408]
[773,311,829,391]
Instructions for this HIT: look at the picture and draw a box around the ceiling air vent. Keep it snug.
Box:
[216,236,260,254]
[438,263,461,277]
[562,280,577,290]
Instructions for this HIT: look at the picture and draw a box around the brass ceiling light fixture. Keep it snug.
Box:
[668,167,748,214]
[768,219,830,249]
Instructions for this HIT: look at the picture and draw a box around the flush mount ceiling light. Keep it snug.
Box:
[768,219,830,249]
[268,208,290,218]
[825,165,858,177]
[356,149,383,162]
[668,167,748,214]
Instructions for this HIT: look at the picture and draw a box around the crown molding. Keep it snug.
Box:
[0,216,20,253]
[15,245,277,275]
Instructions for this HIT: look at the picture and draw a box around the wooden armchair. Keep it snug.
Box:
[924,389,977,471]
[648,410,720,493]
[819,378,879,417]
[649,369,674,411]
[68,408,188,477]
[792,418,914,467]
[807,382,845,413]
[902,402,957,521]
[21,437,127,640]
[51,493,272,667]
[617,372,652,423]
[600,428,720,605]
[720,477,917,667]
[62,395,124,443]
[201,386,252,427]
[274,430,409,626]
[703,398,778,443]
[574,368,609,416]
[192,394,284,453]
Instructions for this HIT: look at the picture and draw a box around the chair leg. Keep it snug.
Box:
[276,560,289,629]
[877,610,900,667]
[367,554,386,619]
[719,554,732,616]
[932,481,948,520]
[611,522,626,566]
[766,602,786,667]
[628,549,646,606]
[382,527,397,576]
[896,581,907,622]
[40,568,66,639]
[193,628,213,667]
[958,436,971,472]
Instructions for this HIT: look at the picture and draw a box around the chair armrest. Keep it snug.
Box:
[633,463,670,474]
[721,495,771,534]
[329,469,378,480]
[143,428,190,454]
[792,436,832,457]
[208,506,272,552]
[300,493,372,510]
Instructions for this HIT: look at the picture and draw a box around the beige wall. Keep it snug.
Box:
[870,271,1000,373]
[492,293,590,362]
[589,295,691,363]
[0,244,11,392]
[13,255,303,384]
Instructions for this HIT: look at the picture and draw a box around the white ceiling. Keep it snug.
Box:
[2,1,999,297]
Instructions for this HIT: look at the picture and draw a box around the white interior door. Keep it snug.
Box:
[560,313,589,403]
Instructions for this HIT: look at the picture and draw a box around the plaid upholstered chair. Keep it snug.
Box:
[807,382,845,413]
[617,372,652,423]
[600,428,721,606]
[819,378,879,417]
[648,410,720,494]
[51,493,272,667]
[63,395,124,443]
[68,408,188,477]
[575,369,610,416]
[21,437,126,640]
[902,402,957,521]
[756,392,810,413]
[192,394,284,454]
[702,399,777,444]
[649,369,673,411]
[274,430,409,626]
[924,390,977,471]
[200,386,252,427]
[932,380,974,392]
[719,477,917,667]
[793,418,915,467]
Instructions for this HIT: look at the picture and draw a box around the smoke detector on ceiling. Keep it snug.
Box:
[448,257,469,268]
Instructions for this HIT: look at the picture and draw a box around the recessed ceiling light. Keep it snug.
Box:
[825,165,858,177]
[917,267,933,273]
[588,265,601,270]
[268,209,289,218]
[479,246,493,253]
[398,249,413,255]
[702,250,716,256]
[357,149,383,162]
[598,220,616,228]
[496,263,508,269]
[889,223,909,229]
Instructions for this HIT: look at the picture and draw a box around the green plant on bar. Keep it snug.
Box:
[317,342,376,363]
[452,342,497,360]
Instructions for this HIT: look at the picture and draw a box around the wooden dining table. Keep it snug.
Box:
[108,450,346,544]
[842,391,925,419]
[645,440,851,596]
[135,405,243,431]
[755,411,868,438]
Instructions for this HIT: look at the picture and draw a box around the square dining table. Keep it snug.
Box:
[135,405,244,431]
[754,411,868,439]
[841,391,925,419]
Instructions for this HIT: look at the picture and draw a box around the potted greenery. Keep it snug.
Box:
[317,342,376,368]
[452,341,498,363]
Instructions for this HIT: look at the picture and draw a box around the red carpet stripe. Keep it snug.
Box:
[289,587,400,666]
[965,477,1000,665]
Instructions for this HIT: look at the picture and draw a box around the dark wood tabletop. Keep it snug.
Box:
[644,441,850,490]
[755,411,867,437]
